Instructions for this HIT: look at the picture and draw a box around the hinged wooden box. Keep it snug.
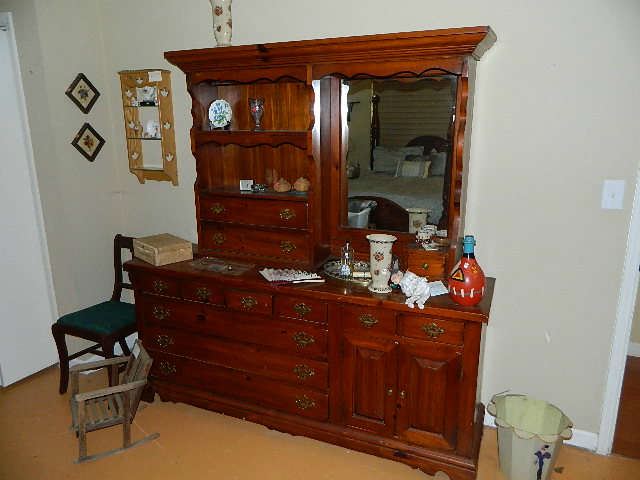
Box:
[133,233,193,266]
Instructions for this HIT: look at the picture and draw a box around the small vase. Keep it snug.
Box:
[210,0,232,47]
[366,234,397,294]
[448,235,486,306]
[249,97,265,130]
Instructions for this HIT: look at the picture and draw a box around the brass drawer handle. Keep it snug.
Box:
[421,322,445,338]
[359,314,378,328]
[155,334,174,348]
[158,361,176,376]
[212,232,225,246]
[279,208,296,221]
[422,263,429,270]
[152,305,170,321]
[386,388,394,397]
[280,240,296,254]
[293,364,315,380]
[152,279,168,293]
[295,395,316,410]
[240,296,257,310]
[195,286,210,302]
[210,203,226,215]
[399,390,406,400]
[293,303,311,317]
[292,331,315,348]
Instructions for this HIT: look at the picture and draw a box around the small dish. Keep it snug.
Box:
[208,99,232,129]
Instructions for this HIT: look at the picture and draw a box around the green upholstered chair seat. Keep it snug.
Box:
[57,301,135,336]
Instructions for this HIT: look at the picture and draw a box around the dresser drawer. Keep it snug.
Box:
[139,295,230,334]
[151,352,329,421]
[182,279,225,306]
[225,290,273,316]
[275,296,327,325]
[200,223,243,253]
[201,194,309,229]
[145,326,328,390]
[135,273,181,298]
[406,246,446,280]
[341,305,396,334]
[398,315,464,346]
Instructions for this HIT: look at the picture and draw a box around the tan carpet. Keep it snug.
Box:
[1,366,639,480]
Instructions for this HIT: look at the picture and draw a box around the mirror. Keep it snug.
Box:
[342,76,457,233]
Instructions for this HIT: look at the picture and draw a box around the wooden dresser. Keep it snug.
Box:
[126,27,496,479]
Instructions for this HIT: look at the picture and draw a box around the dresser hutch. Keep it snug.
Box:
[125,26,496,480]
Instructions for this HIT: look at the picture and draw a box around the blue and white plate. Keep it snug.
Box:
[208,99,232,128]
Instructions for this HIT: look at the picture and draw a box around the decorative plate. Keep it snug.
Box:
[208,99,232,128]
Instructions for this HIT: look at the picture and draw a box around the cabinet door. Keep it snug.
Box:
[396,339,462,450]
[341,332,397,436]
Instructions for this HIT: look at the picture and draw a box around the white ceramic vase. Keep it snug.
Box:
[210,0,232,47]
[366,234,397,294]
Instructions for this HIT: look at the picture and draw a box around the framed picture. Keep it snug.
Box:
[65,73,100,114]
[71,123,105,162]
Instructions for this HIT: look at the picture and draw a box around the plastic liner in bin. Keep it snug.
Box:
[347,199,377,228]
[487,394,572,480]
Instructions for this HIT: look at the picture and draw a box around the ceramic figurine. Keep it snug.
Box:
[293,177,310,192]
[273,177,291,192]
[448,235,486,306]
[416,224,437,249]
[399,271,431,309]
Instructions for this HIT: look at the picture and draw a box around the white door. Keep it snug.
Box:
[0,13,58,386]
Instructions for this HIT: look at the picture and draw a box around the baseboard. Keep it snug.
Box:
[628,342,640,357]
[484,411,598,451]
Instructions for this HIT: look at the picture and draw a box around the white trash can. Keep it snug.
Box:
[487,394,573,480]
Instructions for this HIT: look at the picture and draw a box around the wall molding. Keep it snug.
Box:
[484,411,598,451]
[628,342,640,358]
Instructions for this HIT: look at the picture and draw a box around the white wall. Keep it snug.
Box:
[4,0,640,435]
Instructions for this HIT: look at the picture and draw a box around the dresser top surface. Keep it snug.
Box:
[125,258,494,323]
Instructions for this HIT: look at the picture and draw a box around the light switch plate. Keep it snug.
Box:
[601,179,625,210]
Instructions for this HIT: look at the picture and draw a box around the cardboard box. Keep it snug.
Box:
[133,233,193,266]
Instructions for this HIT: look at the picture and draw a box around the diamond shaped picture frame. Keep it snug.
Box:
[65,73,100,114]
[71,123,105,162]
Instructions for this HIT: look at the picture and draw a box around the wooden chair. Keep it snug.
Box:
[69,339,158,463]
[52,234,137,394]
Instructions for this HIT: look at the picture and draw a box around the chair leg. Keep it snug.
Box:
[51,325,70,394]
[101,339,116,386]
[118,338,131,356]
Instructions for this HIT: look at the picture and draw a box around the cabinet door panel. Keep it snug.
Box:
[397,339,461,450]
[341,332,397,436]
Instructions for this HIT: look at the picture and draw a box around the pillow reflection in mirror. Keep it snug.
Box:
[395,159,431,178]
[428,149,447,176]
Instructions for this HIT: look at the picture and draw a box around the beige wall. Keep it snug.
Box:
[631,292,640,344]
[4,0,640,434]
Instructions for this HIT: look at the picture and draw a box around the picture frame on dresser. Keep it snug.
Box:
[124,26,496,480]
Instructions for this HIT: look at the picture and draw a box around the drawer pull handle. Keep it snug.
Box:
[292,331,315,348]
[279,208,296,221]
[152,280,168,293]
[280,241,296,254]
[399,390,406,400]
[240,296,257,310]
[293,303,311,317]
[359,314,378,328]
[155,334,174,349]
[158,361,176,376]
[195,287,210,302]
[421,322,445,338]
[210,203,226,215]
[293,364,316,380]
[152,305,170,321]
[295,395,316,410]
[422,263,429,270]
[212,233,226,246]
[386,388,394,397]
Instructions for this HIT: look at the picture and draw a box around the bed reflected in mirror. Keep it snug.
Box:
[343,76,457,232]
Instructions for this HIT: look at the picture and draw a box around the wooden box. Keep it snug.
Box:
[133,234,193,266]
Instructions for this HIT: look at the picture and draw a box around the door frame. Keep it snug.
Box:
[0,12,58,384]
[597,165,640,454]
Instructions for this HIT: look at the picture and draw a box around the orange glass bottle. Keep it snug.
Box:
[448,235,486,306]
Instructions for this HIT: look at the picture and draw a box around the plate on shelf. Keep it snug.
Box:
[208,99,232,129]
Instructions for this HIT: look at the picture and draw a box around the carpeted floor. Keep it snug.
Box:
[1,366,639,480]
